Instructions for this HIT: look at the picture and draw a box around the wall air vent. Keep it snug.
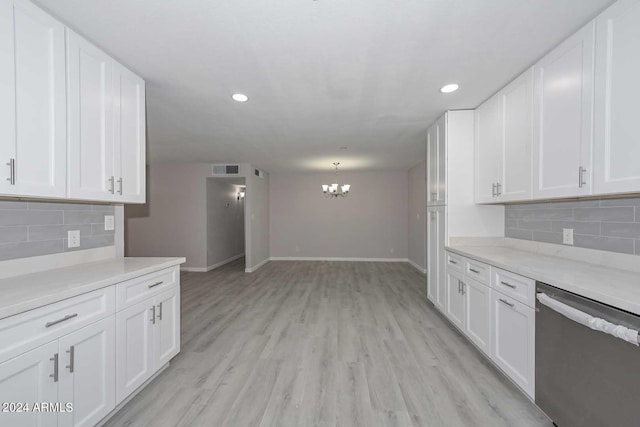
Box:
[212,164,239,175]
[254,168,265,178]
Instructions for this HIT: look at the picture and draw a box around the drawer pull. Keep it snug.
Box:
[148,281,164,289]
[500,281,516,289]
[469,268,480,274]
[45,313,78,328]
[50,353,59,382]
[449,259,458,265]
[499,298,515,308]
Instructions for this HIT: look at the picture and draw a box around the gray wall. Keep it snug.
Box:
[505,197,640,255]
[269,170,408,259]
[408,161,426,270]
[0,200,115,261]
[125,163,210,268]
[206,179,245,268]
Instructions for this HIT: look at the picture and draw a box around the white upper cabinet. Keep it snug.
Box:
[426,116,446,206]
[113,62,146,203]
[501,68,533,202]
[593,0,640,195]
[475,93,503,203]
[0,0,66,198]
[475,68,533,204]
[533,22,595,199]
[67,30,115,201]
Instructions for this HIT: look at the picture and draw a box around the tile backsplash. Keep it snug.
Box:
[505,197,640,255]
[0,200,115,261]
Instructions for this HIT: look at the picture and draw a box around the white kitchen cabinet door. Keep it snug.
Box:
[533,22,594,200]
[0,0,66,198]
[435,206,447,312]
[474,94,503,203]
[593,0,640,195]
[434,114,447,205]
[58,317,115,427]
[154,287,180,367]
[426,207,438,305]
[67,30,115,202]
[113,61,146,203]
[491,290,535,398]
[0,341,59,427]
[463,277,491,356]
[426,124,438,206]
[115,299,154,404]
[501,68,533,202]
[445,268,465,330]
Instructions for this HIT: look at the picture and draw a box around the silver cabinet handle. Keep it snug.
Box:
[117,177,123,195]
[500,281,516,289]
[45,313,78,328]
[578,166,587,188]
[496,182,502,196]
[108,176,115,194]
[6,158,15,185]
[150,306,156,324]
[449,259,458,265]
[157,302,163,321]
[499,298,514,308]
[458,280,461,294]
[469,268,480,274]
[50,353,59,382]
[461,282,465,295]
[148,281,163,289]
[431,192,437,201]
[430,211,436,220]
[66,346,75,373]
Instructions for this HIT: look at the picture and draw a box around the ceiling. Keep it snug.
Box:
[35,0,613,172]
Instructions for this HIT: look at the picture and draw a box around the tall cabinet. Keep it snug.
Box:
[426,111,504,305]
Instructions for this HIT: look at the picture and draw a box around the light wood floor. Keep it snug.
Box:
[104,260,550,427]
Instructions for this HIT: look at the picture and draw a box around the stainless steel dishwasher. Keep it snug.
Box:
[536,282,640,427]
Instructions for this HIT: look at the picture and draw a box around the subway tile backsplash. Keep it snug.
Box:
[0,200,115,261]
[505,197,640,255]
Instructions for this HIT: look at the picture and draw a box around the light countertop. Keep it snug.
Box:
[446,244,640,316]
[0,257,186,320]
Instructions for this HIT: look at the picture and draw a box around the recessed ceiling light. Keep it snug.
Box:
[440,84,459,94]
[231,93,249,102]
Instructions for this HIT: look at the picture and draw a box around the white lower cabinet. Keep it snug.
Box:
[445,268,465,330]
[0,341,59,427]
[115,286,180,404]
[491,290,535,398]
[463,277,491,355]
[441,251,535,399]
[58,318,115,427]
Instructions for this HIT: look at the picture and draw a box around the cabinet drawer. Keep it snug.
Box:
[116,266,179,311]
[491,267,535,308]
[464,258,490,285]
[0,286,115,364]
[446,252,463,273]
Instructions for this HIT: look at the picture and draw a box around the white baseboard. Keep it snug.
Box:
[180,266,208,272]
[407,259,427,274]
[206,253,245,271]
[245,257,269,273]
[269,256,410,262]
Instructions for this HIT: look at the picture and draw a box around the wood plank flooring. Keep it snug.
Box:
[104,260,550,427]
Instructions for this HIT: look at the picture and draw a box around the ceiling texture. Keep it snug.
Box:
[35,0,613,172]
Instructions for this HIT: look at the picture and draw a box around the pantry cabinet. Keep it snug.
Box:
[532,22,594,199]
[426,115,446,206]
[593,0,640,195]
[0,0,67,199]
[426,206,446,310]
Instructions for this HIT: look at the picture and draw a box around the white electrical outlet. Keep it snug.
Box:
[563,228,574,245]
[104,215,115,231]
[67,230,80,248]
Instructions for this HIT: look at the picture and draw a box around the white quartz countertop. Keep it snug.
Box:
[446,244,640,316]
[0,257,186,320]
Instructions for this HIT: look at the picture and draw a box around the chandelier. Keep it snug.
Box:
[322,162,351,198]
